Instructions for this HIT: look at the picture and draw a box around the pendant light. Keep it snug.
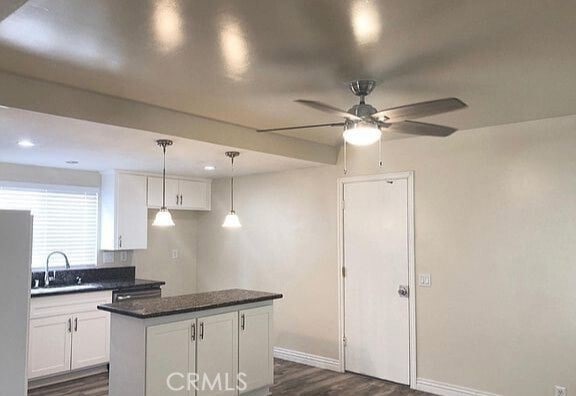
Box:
[152,139,175,227]
[222,151,241,228]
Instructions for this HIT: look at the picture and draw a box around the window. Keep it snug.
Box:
[0,183,99,269]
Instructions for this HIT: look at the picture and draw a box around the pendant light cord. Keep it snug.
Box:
[230,156,235,212]
[162,143,167,209]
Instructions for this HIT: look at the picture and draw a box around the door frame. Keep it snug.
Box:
[337,171,416,387]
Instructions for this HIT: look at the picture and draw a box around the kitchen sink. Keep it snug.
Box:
[31,283,100,295]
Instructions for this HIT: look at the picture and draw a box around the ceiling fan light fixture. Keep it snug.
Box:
[343,121,381,146]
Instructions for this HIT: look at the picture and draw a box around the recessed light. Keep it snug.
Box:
[204,165,216,171]
[65,160,79,165]
[18,139,35,147]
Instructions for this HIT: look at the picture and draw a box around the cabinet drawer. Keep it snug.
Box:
[30,291,112,319]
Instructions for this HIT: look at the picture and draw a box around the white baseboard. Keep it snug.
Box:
[415,378,501,396]
[273,347,341,372]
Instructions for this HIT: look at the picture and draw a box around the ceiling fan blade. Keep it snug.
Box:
[372,98,467,122]
[381,121,457,137]
[257,122,345,133]
[295,100,361,121]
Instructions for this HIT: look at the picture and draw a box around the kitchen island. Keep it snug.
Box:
[98,289,283,396]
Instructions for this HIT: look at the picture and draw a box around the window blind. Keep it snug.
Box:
[0,184,99,268]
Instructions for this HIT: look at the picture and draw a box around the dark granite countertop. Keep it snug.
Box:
[98,288,283,319]
[31,279,165,298]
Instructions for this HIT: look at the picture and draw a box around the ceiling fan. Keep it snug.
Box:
[257,80,467,146]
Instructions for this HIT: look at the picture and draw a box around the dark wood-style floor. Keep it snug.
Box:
[29,359,433,395]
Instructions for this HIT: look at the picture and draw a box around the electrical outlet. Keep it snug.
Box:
[102,252,114,264]
[555,386,567,396]
[120,251,128,262]
[419,273,432,287]
[171,249,179,259]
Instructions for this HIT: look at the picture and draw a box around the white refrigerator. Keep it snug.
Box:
[0,210,33,395]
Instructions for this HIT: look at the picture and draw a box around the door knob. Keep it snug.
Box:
[398,285,409,298]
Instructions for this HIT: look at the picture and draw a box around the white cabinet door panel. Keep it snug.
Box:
[179,180,209,210]
[239,306,273,393]
[116,173,148,250]
[148,177,180,209]
[197,312,238,396]
[71,311,110,370]
[147,320,196,396]
[28,315,72,379]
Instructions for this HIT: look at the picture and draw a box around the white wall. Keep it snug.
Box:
[197,115,576,396]
[197,166,341,358]
[133,210,199,296]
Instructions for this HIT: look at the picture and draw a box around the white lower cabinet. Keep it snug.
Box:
[197,312,238,396]
[238,306,273,394]
[71,310,110,370]
[144,305,272,396]
[28,315,72,379]
[147,320,196,396]
[28,292,112,380]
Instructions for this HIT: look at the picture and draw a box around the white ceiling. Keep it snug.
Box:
[0,108,320,178]
[1,0,576,147]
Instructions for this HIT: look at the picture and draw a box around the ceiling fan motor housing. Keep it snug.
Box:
[349,80,376,97]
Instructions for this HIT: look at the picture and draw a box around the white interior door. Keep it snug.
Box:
[343,177,410,384]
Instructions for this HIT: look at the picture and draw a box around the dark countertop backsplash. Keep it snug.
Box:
[32,266,135,288]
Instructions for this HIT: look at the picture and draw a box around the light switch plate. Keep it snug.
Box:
[419,274,432,287]
[171,249,179,259]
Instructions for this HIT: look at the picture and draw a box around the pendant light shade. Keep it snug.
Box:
[222,211,241,228]
[153,207,175,227]
[152,139,175,227]
[222,151,241,229]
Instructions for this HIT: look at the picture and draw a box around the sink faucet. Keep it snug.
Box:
[45,251,70,286]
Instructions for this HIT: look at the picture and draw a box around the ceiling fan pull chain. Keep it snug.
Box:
[343,141,348,175]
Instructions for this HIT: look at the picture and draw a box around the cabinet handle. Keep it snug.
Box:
[176,194,179,206]
[241,314,246,331]
[118,235,122,248]
[191,323,196,341]
[67,318,72,333]
[199,322,204,340]
[180,194,183,205]
[74,317,78,332]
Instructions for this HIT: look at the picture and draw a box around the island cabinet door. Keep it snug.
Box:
[238,306,274,393]
[196,312,239,396]
[146,319,197,396]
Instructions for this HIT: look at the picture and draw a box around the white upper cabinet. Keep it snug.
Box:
[147,176,211,211]
[101,172,148,250]
[147,177,179,209]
